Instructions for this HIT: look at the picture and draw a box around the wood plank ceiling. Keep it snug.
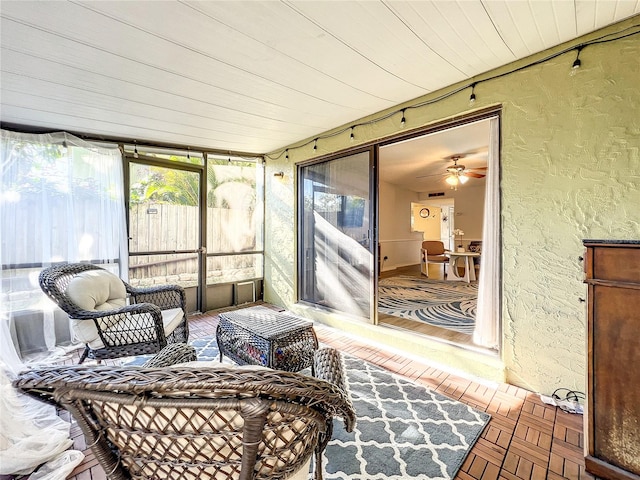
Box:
[1,1,638,154]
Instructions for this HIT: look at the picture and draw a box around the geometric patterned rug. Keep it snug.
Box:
[378,276,478,335]
[130,335,490,480]
[325,354,490,480]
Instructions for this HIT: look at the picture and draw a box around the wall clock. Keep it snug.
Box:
[419,208,430,218]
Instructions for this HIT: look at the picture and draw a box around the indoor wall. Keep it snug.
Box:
[264,17,640,394]
[379,180,423,272]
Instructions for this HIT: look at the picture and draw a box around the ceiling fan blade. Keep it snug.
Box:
[416,172,445,179]
[465,172,486,178]
[469,166,487,171]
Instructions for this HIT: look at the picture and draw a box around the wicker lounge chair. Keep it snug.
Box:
[14,347,356,480]
[39,263,189,363]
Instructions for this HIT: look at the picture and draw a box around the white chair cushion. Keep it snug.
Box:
[66,270,184,348]
[290,459,312,480]
[66,269,127,311]
[177,360,267,370]
[67,270,127,344]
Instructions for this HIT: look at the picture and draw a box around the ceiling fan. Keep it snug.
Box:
[444,155,486,187]
[417,153,486,189]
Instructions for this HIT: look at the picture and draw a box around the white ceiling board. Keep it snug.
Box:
[1,0,638,154]
[4,2,357,109]
[388,1,517,74]
[573,1,639,36]
[379,119,491,192]
[480,2,541,57]
[2,4,374,122]
[185,1,402,103]
[0,103,253,151]
[1,90,266,150]
[283,1,462,93]
[80,1,392,108]
[1,48,319,138]
[1,74,301,147]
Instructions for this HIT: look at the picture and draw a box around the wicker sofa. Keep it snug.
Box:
[39,263,189,363]
[14,346,355,480]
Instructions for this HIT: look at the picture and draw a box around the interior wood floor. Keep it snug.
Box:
[378,263,476,347]
[41,304,590,480]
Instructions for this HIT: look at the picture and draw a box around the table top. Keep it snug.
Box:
[447,251,481,257]
[218,306,313,340]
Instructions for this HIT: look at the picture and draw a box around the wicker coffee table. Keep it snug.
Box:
[216,306,318,372]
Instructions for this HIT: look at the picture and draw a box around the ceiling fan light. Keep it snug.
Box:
[459,175,469,184]
[445,175,459,186]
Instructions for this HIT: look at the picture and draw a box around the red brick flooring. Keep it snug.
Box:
[52,305,590,480]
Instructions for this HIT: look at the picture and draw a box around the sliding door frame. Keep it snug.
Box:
[296,145,377,323]
[295,106,501,338]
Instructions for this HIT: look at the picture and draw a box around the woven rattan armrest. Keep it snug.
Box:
[313,348,355,431]
[65,301,163,321]
[125,283,186,310]
[309,348,355,480]
[141,343,197,367]
[14,363,355,421]
[72,302,166,349]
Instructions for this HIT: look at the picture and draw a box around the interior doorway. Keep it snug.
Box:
[410,200,455,250]
[377,116,499,351]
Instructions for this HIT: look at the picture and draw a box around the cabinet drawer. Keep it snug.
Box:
[589,247,640,282]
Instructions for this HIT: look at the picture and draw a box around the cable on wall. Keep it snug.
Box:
[264,24,640,162]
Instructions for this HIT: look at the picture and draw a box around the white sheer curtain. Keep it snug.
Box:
[473,117,500,349]
[0,129,127,477]
[1,130,128,359]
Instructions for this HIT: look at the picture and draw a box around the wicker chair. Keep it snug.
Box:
[39,263,189,363]
[14,347,356,480]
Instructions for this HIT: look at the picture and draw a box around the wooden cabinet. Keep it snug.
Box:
[584,240,640,480]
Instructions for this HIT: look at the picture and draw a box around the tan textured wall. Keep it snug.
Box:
[264,18,640,393]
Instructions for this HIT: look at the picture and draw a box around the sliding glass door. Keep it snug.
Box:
[298,150,374,320]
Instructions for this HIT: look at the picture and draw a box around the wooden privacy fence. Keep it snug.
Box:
[128,203,260,285]
[5,198,260,287]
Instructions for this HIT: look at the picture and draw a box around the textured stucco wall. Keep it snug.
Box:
[264,18,640,394]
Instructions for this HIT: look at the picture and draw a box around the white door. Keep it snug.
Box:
[441,206,455,250]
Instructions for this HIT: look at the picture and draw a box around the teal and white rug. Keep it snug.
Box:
[378,276,478,335]
[129,335,490,479]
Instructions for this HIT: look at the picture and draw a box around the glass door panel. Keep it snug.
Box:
[299,151,373,319]
[128,162,202,311]
[205,157,264,285]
